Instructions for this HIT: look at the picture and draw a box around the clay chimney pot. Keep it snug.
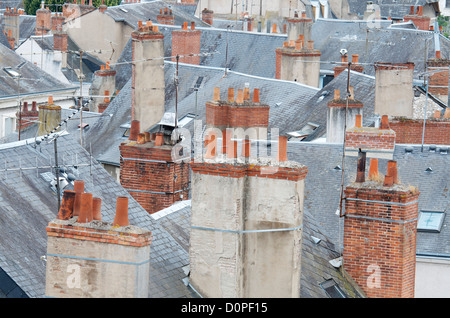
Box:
[57,190,76,220]
[113,196,129,227]
[92,197,102,221]
[77,192,93,223]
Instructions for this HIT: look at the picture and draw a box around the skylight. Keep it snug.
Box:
[320,279,347,298]
[417,211,445,233]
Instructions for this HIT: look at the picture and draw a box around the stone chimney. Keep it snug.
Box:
[343,159,420,298]
[403,5,431,31]
[326,88,364,143]
[345,114,396,159]
[38,97,62,136]
[201,8,214,25]
[119,120,190,214]
[131,21,165,132]
[205,86,269,140]
[45,189,152,298]
[3,7,19,48]
[189,136,308,297]
[171,21,202,65]
[35,2,52,35]
[156,7,174,25]
[286,10,313,43]
[89,63,116,113]
[374,62,415,118]
[334,54,364,78]
[275,36,321,88]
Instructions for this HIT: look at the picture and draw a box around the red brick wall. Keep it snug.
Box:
[53,33,68,52]
[345,127,396,151]
[205,101,270,128]
[343,186,419,298]
[171,29,201,65]
[403,16,430,31]
[390,119,450,145]
[119,143,190,214]
[427,59,450,96]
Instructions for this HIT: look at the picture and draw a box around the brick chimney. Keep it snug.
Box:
[35,2,52,35]
[426,51,450,102]
[171,21,202,65]
[403,5,431,31]
[3,7,19,48]
[286,10,313,43]
[63,2,81,19]
[45,190,152,298]
[275,36,321,87]
[16,101,39,132]
[53,32,68,68]
[156,7,174,25]
[326,88,364,143]
[189,136,308,297]
[119,120,190,214]
[131,21,165,132]
[374,62,415,118]
[334,54,364,78]
[89,63,116,113]
[343,159,420,298]
[205,86,270,140]
[201,8,214,25]
[38,97,62,136]
[345,114,396,159]
[51,13,65,32]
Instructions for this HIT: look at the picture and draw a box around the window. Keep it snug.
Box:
[287,122,319,141]
[320,279,347,298]
[417,211,445,233]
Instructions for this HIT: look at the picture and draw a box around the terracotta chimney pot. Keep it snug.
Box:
[355,114,362,128]
[73,180,85,216]
[77,193,93,223]
[57,190,76,220]
[368,158,379,181]
[278,136,288,162]
[242,138,251,158]
[387,160,398,184]
[380,115,390,129]
[252,88,260,103]
[155,132,164,146]
[213,87,220,101]
[129,120,140,141]
[113,196,129,227]
[228,88,235,102]
[92,197,102,221]
[236,89,244,104]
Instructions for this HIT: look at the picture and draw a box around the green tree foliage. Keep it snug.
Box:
[24,0,120,15]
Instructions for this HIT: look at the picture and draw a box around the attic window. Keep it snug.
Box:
[417,211,445,233]
[193,76,204,90]
[320,279,347,298]
[121,123,131,138]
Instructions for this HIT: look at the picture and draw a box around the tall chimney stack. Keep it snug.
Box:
[275,35,321,87]
[286,10,313,43]
[343,159,420,298]
[131,21,165,132]
[45,193,152,298]
[89,63,116,112]
[189,136,308,297]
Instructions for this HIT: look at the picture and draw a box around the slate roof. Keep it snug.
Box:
[104,0,209,28]
[0,132,196,298]
[19,15,36,43]
[84,62,319,166]
[346,0,440,19]
[311,18,450,77]
[287,141,450,257]
[114,24,287,89]
[0,42,75,99]
[151,198,364,298]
